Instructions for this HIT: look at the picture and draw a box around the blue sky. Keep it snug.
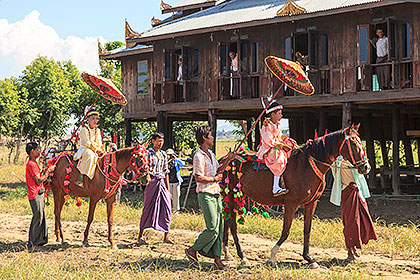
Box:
[0,0,177,79]
[1,0,288,132]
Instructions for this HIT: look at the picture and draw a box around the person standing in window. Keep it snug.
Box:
[371,28,390,90]
[229,51,239,98]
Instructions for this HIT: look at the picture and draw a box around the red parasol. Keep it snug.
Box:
[61,73,127,152]
[264,56,315,95]
[223,56,314,173]
[81,73,127,105]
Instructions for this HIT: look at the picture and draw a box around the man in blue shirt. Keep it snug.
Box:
[167,148,185,213]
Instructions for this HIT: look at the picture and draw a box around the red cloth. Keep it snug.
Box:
[341,182,377,249]
[26,159,44,200]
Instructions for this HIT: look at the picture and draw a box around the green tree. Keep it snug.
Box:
[172,121,207,155]
[20,56,73,143]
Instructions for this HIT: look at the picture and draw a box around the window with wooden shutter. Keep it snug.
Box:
[357,24,370,64]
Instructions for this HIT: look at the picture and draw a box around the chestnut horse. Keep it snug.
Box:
[50,144,149,248]
[219,124,370,267]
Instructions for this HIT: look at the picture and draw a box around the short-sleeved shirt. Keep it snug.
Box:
[26,159,44,200]
[193,147,220,194]
[148,148,169,178]
[376,37,388,58]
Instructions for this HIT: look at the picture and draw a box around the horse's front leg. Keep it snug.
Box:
[230,210,250,266]
[303,201,319,268]
[83,196,100,246]
[222,217,234,261]
[267,203,297,266]
[106,195,117,249]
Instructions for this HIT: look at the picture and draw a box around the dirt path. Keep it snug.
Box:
[0,213,418,279]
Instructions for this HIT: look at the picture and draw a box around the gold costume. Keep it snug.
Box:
[74,126,103,179]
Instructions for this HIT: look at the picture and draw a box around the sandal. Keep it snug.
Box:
[185,248,199,266]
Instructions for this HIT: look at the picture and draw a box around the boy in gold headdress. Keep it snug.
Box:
[74,106,105,187]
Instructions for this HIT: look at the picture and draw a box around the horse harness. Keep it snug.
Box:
[98,145,149,199]
[305,133,368,205]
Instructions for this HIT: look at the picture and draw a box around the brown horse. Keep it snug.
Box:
[50,144,149,248]
[219,124,370,267]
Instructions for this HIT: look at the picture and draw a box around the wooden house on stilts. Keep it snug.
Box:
[100,0,420,195]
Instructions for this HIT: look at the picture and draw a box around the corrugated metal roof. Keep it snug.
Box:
[171,0,212,9]
[100,45,153,60]
[138,0,382,40]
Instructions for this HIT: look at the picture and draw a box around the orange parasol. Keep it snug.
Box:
[264,56,315,95]
[81,73,127,105]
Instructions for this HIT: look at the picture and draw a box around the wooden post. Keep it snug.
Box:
[167,119,174,149]
[246,118,253,149]
[378,124,389,168]
[124,119,132,147]
[303,113,310,141]
[392,106,401,195]
[254,118,261,150]
[208,109,217,152]
[318,108,328,135]
[342,102,352,128]
[157,112,170,149]
[364,114,377,189]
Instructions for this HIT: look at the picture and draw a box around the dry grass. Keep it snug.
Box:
[0,251,380,280]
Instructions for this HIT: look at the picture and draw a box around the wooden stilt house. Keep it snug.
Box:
[100,0,420,194]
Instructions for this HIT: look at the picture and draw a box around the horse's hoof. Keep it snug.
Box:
[265,259,276,268]
[111,245,118,250]
[308,262,319,269]
[240,258,251,266]
[61,241,69,246]
[82,242,90,247]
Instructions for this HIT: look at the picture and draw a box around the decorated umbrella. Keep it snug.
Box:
[230,56,314,162]
[61,73,127,152]
[264,55,314,95]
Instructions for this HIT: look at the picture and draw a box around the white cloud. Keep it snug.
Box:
[0,10,107,79]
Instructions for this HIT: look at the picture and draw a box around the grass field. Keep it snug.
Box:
[0,143,419,279]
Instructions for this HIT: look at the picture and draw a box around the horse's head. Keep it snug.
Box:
[128,142,149,179]
[339,124,370,174]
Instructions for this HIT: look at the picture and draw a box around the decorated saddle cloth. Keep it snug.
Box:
[238,147,294,172]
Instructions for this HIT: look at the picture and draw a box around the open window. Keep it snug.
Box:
[219,43,228,76]
[321,34,328,66]
[164,51,172,80]
[251,42,258,73]
[292,31,317,67]
[192,49,199,77]
[182,46,190,79]
[239,41,249,73]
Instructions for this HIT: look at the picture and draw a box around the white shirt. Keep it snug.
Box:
[376,37,388,58]
[177,65,183,81]
[193,148,220,194]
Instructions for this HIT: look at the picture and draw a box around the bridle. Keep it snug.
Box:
[337,132,369,168]
[129,144,149,180]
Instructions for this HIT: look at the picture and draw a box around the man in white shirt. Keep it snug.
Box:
[371,28,390,90]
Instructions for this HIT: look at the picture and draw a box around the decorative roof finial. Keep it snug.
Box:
[277,0,306,16]
[151,17,163,27]
[125,19,140,39]
[160,0,172,10]
[98,39,110,56]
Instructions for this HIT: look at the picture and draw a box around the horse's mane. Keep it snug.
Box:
[291,129,345,161]
[114,146,135,162]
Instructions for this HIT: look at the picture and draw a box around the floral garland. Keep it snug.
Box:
[220,148,270,224]
[43,150,83,209]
